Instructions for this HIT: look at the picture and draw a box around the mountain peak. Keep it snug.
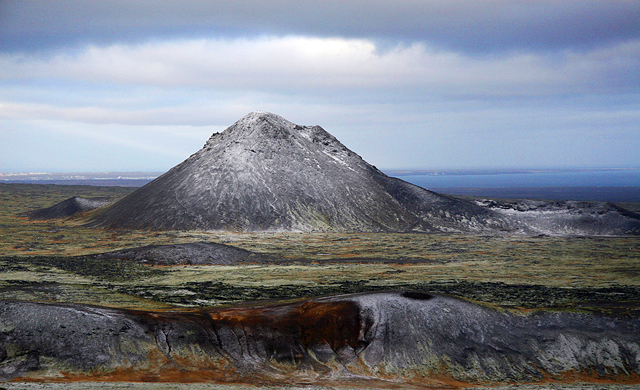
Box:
[205,111,299,148]
[232,111,292,130]
[240,110,284,121]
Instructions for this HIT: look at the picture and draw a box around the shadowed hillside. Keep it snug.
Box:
[23,196,113,220]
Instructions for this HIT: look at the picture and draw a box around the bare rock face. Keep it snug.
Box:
[87,111,640,235]
[1,292,639,386]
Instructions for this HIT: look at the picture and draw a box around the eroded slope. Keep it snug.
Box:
[1,292,639,387]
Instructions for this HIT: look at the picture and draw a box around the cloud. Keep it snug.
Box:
[2,36,639,112]
[2,1,639,54]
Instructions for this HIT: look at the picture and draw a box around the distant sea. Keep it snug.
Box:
[2,168,639,203]
[388,168,640,203]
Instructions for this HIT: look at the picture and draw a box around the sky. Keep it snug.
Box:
[1,0,639,173]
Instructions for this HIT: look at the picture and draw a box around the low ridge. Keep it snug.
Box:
[90,242,280,266]
[24,196,113,220]
[88,112,640,234]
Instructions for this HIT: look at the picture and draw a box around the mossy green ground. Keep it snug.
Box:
[4,383,640,390]
[0,183,638,314]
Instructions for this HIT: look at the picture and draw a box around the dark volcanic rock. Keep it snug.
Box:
[87,112,514,233]
[1,292,639,385]
[23,196,112,220]
[91,242,279,265]
[87,111,640,235]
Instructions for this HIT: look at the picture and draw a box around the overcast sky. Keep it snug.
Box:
[1,0,639,172]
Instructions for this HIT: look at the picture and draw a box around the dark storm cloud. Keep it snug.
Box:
[2,0,639,53]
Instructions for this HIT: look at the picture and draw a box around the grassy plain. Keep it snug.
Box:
[0,183,639,314]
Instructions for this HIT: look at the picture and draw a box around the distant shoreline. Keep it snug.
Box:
[427,186,640,203]
[385,167,640,176]
[0,179,153,187]
[2,168,640,203]
[0,172,163,187]
[2,167,639,180]
[1,182,639,204]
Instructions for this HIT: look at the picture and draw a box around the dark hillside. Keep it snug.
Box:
[1,292,639,385]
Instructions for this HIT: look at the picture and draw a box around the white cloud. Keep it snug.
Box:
[3,36,639,101]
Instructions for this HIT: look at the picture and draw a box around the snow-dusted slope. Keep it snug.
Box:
[88,112,640,234]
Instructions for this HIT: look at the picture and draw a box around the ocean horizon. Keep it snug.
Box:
[391,168,640,203]
[2,168,639,202]
[391,168,640,188]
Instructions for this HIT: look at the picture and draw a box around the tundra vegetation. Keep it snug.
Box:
[1,183,639,313]
[0,183,639,389]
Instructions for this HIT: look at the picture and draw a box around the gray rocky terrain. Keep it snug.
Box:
[88,111,509,233]
[1,292,638,387]
[86,112,640,235]
[23,196,113,220]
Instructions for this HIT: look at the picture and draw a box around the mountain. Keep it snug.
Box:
[88,111,640,234]
[89,111,514,232]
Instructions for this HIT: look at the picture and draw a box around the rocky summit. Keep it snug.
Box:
[88,111,640,234]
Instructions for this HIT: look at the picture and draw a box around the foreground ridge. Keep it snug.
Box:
[1,292,639,386]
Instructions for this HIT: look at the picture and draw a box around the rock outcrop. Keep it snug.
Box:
[87,111,640,235]
[1,292,639,386]
[477,199,640,236]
